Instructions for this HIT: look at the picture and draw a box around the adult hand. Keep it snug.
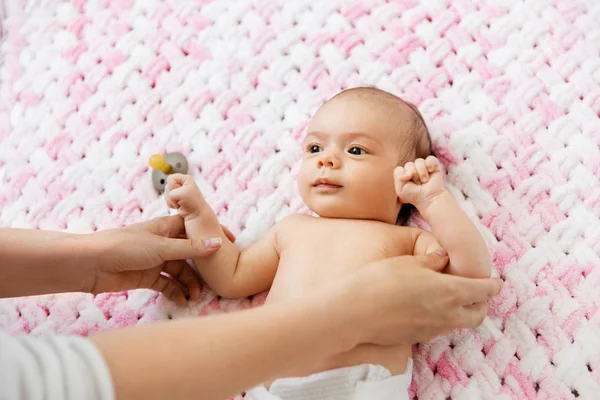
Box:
[334,253,503,347]
[88,252,501,400]
[83,215,236,305]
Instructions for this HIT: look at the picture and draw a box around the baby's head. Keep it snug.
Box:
[298,87,432,225]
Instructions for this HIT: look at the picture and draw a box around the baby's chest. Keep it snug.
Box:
[284,232,390,269]
[268,223,411,298]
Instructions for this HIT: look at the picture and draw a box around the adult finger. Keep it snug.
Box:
[220,224,236,243]
[451,276,504,304]
[412,253,449,272]
[168,222,234,244]
[158,236,222,262]
[456,302,488,329]
[163,260,202,301]
[146,215,186,238]
[154,275,186,306]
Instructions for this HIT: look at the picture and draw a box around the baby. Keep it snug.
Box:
[165,87,492,400]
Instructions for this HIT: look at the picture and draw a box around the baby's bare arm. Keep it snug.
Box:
[396,157,491,278]
[165,174,280,298]
[186,216,280,298]
[419,192,491,278]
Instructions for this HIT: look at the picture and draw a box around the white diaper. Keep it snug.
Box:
[244,359,413,400]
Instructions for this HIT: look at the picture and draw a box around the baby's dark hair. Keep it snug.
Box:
[330,86,433,226]
[394,99,433,226]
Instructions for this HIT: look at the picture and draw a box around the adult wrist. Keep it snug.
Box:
[0,228,98,298]
[265,293,358,378]
[309,284,362,354]
[65,232,104,294]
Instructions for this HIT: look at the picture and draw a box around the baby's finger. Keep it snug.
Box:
[415,159,429,183]
[425,156,439,173]
[394,166,411,182]
[165,192,179,209]
[164,176,181,209]
[165,175,182,193]
[404,162,419,184]
[167,186,188,205]
[167,173,190,187]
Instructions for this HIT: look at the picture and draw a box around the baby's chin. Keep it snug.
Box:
[305,199,368,220]
[305,199,353,219]
[305,198,397,223]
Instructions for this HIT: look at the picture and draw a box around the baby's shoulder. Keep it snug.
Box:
[277,213,314,225]
[274,213,316,233]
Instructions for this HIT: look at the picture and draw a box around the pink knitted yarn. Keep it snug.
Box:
[1,1,600,399]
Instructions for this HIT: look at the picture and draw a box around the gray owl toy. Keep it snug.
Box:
[149,152,189,193]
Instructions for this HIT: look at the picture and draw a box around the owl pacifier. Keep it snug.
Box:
[149,152,189,193]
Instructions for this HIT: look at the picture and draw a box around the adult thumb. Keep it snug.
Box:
[418,249,449,272]
[159,236,222,261]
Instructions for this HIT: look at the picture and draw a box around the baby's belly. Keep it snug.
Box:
[264,259,413,377]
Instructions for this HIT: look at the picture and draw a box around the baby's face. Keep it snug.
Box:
[298,95,411,224]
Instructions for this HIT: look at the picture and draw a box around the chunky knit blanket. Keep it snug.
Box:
[1,1,600,399]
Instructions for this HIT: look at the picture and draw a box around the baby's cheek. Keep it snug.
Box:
[372,168,396,190]
[296,171,311,201]
[364,171,398,204]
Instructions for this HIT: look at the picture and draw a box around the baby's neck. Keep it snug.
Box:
[313,213,397,225]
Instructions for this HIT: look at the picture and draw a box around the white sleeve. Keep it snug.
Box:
[0,330,115,400]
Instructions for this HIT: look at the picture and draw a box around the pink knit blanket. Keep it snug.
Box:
[1,1,599,399]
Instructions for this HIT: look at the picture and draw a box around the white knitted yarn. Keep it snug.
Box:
[1,1,600,399]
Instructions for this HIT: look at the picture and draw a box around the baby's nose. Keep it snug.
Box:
[317,152,340,169]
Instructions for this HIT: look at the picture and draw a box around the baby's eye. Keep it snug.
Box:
[348,147,367,155]
[308,145,323,153]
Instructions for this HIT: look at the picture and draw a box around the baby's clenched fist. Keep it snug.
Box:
[394,156,445,209]
[165,174,205,220]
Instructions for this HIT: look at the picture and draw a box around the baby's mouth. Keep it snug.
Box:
[313,178,343,189]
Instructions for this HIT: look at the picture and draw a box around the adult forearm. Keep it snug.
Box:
[91,295,351,400]
[419,191,492,278]
[0,228,93,298]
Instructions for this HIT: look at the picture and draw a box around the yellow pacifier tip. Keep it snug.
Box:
[149,154,172,174]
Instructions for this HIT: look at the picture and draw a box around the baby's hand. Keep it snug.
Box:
[165,174,206,220]
[394,156,445,210]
